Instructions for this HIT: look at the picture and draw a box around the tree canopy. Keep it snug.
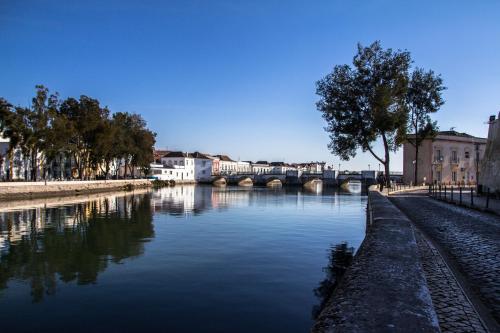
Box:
[404,68,445,184]
[0,86,156,180]
[316,41,443,184]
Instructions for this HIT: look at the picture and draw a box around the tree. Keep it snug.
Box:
[1,85,156,181]
[0,98,13,179]
[111,112,156,178]
[0,99,25,180]
[316,41,410,185]
[405,68,445,185]
[59,96,109,180]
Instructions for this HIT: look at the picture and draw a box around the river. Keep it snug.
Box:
[0,184,366,333]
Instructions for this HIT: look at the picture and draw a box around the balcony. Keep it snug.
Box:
[449,157,460,165]
[432,156,444,165]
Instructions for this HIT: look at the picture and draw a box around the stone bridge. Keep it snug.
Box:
[210,170,376,187]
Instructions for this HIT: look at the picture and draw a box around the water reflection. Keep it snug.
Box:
[312,242,355,319]
[0,185,366,333]
[0,185,363,304]
[0,193,154,302]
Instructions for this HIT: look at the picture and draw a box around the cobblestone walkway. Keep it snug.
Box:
[391,194,500,330]
[414,229,487,332]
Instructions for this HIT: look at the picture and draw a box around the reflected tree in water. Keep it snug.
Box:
[312,242,354,319]
[0,194,154,302]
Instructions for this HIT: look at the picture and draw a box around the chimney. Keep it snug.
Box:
[489,115,496,123]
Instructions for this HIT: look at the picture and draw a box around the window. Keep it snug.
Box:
[435,149,442,162]
[437,171,442,182]
[465,151,470,159]
[451,151,457,162]
[452,171,457,182]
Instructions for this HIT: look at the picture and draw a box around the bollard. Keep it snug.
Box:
[451,186,453,202]
[459,187,462,205]
[444,186,447,200]
[486,188,490,209]
[471,188,474,206]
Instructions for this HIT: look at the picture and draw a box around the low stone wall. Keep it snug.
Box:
[312,191,440,332]
[0,179,152,200]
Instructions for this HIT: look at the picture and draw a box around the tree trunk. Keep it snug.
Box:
[414,144,419,186]
[382,133,391,187]
[8,151,13,180]
[31,150,37,181]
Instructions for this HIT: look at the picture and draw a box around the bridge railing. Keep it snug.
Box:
[213,171,294,177]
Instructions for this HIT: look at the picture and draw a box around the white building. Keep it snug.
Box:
[160,152,195,183]
[270,162,296,174]
[294,162,325,173]
[192,152,213,182]
[237,161,251,174]
[215,155,238,175]
[149,163,177,181]
[251,161,273,174]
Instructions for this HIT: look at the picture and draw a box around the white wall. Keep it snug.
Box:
[159,157,195,182]
[194,158,213,181]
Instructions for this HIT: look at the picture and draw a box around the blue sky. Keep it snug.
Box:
[1,0,499,171]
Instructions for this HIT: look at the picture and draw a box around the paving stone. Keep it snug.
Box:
[391,193,499,331]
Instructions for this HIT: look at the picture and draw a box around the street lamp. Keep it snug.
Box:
[368,164,371,171]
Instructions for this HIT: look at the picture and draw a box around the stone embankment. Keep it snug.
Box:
[0,179,151,201]
[312,191,440,332]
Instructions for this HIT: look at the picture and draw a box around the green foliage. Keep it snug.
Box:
[316,41,411,180]
[316,41,444,184]
[404,68,446,184]
[0,86,156,181]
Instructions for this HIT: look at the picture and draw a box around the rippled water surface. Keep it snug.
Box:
[0,185,366,333]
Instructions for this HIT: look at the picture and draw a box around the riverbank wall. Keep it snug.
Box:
[0,179,152,201]
[312,190,439,332]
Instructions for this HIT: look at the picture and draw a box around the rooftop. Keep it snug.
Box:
[163,151,193,158]
[436,130,486,141]
[215,154,235,162]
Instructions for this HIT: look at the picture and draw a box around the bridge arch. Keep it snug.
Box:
[212,176,227,186]
[265,177,282,187]
[237,176,253,187]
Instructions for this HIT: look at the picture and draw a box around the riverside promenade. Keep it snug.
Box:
[313,188,498,333]
[390,190,500,332]
[0,179,152,200]
[312,190,440,332]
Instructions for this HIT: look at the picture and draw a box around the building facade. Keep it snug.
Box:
[236,161,251,173]
[160,152,195,182]
[479,113,500,193]
[403,131,487,185]
[215,155,238,175]
[251,161,273,174]
[192,152,213,182]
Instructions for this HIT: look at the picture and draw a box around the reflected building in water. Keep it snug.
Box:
[0,193,154,302]
[0,184,364,303]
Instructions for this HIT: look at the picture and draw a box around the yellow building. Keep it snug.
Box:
[403,131,486,185]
